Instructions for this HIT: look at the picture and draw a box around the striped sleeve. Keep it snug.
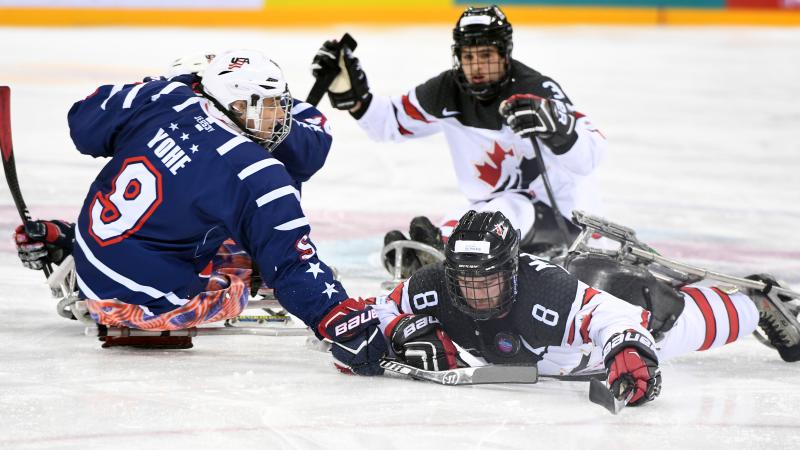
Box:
[206,124,346,329]
[68,81,196,158]
[357,89,442,142]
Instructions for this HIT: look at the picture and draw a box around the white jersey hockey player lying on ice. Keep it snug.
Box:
[353,210,800,407]
[311,4,606,259]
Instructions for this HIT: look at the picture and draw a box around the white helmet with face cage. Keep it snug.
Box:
[201,49,293,152]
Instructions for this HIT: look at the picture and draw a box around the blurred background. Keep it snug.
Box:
[1,2,800,449]
[1,0,800,26]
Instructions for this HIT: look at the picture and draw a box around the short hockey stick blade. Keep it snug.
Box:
[589,378,626,414]
[380,359,538,386]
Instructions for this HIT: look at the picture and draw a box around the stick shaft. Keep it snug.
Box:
[0,86,52,277]
[530,136,573,246]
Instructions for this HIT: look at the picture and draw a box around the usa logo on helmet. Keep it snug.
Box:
[228,57,250,69]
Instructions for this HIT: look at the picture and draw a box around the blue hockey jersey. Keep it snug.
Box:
[67,80,345,329]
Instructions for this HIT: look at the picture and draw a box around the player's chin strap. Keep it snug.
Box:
[199,86,267,148]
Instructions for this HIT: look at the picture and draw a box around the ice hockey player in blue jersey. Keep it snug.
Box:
[13,49,388,374]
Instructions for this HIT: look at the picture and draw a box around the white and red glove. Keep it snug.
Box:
[386,314,457,371]
[317,298,387,376]
[603,330,662,406]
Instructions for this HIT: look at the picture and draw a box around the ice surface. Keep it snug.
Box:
[0,25,799,449]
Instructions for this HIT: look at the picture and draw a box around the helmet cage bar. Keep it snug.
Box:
[227,89,293,152]
[444,260,518,321]
[451,43,510,100]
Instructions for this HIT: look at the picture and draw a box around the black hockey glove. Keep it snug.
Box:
[311,40,370,111]
[603,329,662,406]
[14,220,75,270]
[387,314,458,371]
[318,298,387,376]
[499,94,577,154]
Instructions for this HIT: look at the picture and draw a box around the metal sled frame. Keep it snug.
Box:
[380,240,445,290]
[569,210,800,347]
[45,255,313,343]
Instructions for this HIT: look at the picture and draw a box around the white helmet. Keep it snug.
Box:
[201,49,293,152]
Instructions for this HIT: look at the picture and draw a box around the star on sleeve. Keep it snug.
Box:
[306,262,324,279]
[322,282,338,299]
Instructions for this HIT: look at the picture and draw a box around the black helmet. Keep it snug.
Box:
[452,5,513,100]
[444,210,519,320]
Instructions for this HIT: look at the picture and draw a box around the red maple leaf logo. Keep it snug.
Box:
[475,142,514,187]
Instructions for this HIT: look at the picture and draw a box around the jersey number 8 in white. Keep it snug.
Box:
[413,291,439,310]
[532,304,559,326]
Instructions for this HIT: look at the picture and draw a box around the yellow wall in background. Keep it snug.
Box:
[0,1,798,26]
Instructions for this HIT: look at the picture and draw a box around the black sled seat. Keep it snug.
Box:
[561,253,685,339]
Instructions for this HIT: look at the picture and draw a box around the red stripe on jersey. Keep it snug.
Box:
[387,282,405,306]
[398,123,413,136]
[712,287,740,344]
[683,287,717,351]
[401,94,430,123]
[579,307,598,344]
[442,220,459,228]
[575,111,585,119]
[641,309,651,329]
[582,287,600,306]
[567,320,576,345]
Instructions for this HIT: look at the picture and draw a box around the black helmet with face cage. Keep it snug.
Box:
[444,210,519,320]
[452,5,514,100]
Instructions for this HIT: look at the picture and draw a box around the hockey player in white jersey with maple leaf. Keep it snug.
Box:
[311,4,606,272]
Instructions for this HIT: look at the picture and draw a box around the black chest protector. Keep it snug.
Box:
[414,60,573,130]
[406,257,578,365]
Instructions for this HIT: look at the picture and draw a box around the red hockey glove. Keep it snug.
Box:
[603,330,662,406]
[318,298,387,376]
[14,220,75,270]
[386,314,457,371]
[498,94,577,153]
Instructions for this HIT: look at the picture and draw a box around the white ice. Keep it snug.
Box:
[0,25,799,449]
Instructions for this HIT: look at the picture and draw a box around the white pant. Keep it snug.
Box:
[439,192,536,239]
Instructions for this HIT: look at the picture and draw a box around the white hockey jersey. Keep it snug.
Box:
[356,60,607,216]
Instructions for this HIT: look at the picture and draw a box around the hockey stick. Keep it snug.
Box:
[589,378,627,414]
[529,136,573,247]
[380,359,538,386]
[0,86,53,278]
[306,33,358,107]
[380,339,538,385]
